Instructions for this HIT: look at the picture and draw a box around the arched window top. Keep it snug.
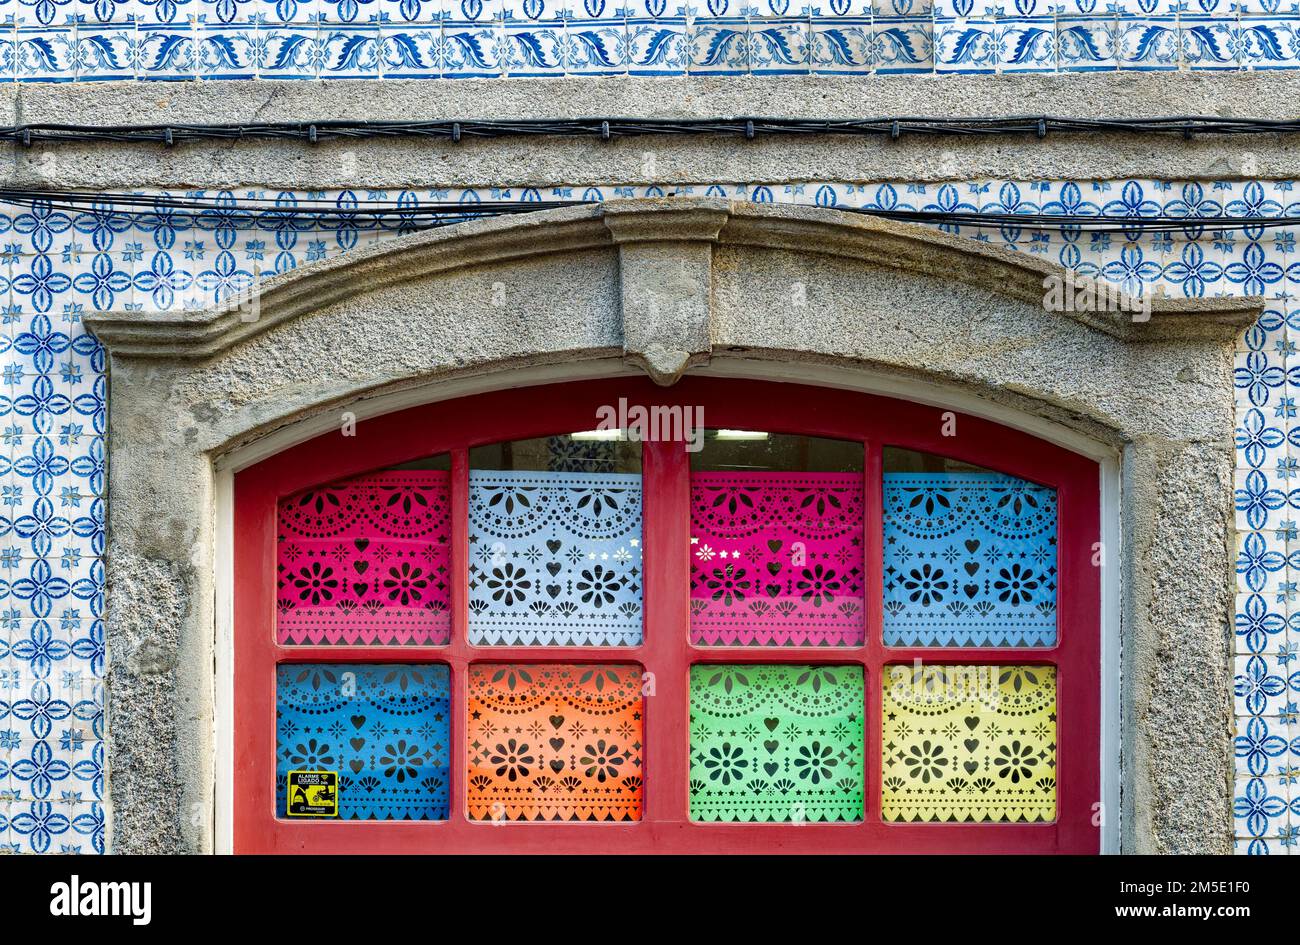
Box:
[235,376,1101,852]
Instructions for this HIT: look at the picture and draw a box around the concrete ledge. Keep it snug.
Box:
[13,72,1300,124]
[6,73,1300,189]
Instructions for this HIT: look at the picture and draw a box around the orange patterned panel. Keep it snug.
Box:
[467,664,644,822]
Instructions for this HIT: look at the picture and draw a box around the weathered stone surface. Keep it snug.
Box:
[1119,439,1237,854]
[9,74,1300,192]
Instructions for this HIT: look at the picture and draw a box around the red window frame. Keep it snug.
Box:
[233,376,1100,853]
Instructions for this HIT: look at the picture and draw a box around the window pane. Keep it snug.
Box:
[690,432,865,646]
[881,664,1057,823]
[276,663,451,820]
[883,448,1058,647]
[468,435,643,646]
[690,664,865,822]
[467,664,644,821]
[277,463,452,646]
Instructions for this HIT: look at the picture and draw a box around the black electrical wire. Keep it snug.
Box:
[0,188,1295,235]
[847,208,1298,234]
[3,115,1300,145]
[0,188,577,215]
[0,189,589,231]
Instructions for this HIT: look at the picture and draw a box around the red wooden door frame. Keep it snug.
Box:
[234,376,1101,853]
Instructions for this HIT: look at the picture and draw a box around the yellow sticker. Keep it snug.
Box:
[286,770,339,818]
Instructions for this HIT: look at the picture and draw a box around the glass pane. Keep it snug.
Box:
[881,664,1057,823]
[276,663,451,820]
[466,663,644,821]
[883,448,1058,647]
[468,434,643,646]
[689,664,865,822]
[690,432,865,646]
[277,461,452,646]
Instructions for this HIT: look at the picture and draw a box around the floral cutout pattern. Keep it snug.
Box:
[881,664,1057,823]
[467,664,644,821]
[277,471,452,646]
[545,435,619,473]
[690,664,865,822]
[690,473,865,646]
[468,471,643,646]
[275,663,451,820]
[883,473,1058,647]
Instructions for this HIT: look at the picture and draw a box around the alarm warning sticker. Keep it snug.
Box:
[286,770,339,817]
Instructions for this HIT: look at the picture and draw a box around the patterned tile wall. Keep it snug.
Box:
[0,177,1292,852]
[0,0,1297,80]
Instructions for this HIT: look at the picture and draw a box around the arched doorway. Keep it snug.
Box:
[232,375,1100,852]
[88,200,1247,853]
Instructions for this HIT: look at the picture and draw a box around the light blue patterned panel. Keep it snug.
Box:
[468,470,643,646]
[883,472,1058,647]
[276,663,451,821]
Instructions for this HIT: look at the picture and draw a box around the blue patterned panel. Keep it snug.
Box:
[883,473,1058,647]
[468,470,644,646]
[275,664,450,821]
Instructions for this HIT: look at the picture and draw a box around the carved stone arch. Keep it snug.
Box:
[85,198,1260,854]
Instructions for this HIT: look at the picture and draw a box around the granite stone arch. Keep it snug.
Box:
[85,197,1261,855]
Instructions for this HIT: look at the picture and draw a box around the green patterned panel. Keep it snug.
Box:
[689,664,865,823]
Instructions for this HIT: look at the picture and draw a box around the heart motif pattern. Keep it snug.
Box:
[689,664,864,822]
[275,663,451,821]
[880,664,1057,823]
[689,472,866,647]
[467,664,644,822]
[276,471,453,646]
[468,470,643,646]
[882,471,1058,647]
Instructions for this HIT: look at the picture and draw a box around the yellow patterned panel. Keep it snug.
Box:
[881,664,1057,823]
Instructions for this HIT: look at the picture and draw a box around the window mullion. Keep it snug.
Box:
[641,437,692,825]
[865,437,884,826]
[449,447,471,827]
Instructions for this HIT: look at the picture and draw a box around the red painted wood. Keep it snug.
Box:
[446,448,470,835]
[234,376,1101,854]
[642,438,690,826]
[864,438,884,827]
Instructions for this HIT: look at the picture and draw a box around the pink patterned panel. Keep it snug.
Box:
[690,472,866,647]
[276,470,452,646]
